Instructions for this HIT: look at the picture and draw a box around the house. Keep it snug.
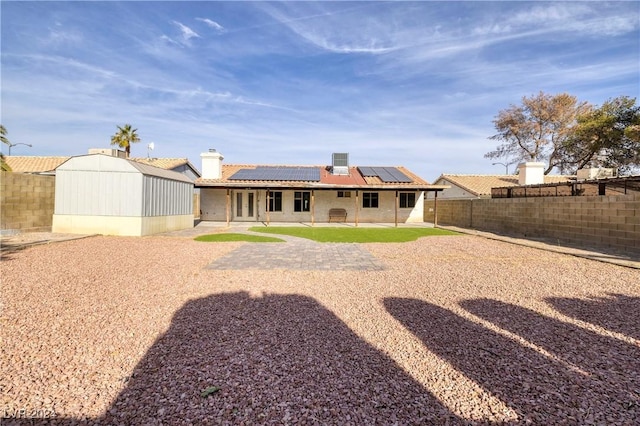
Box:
[428,171,574,200]
[52,154,194,236]
[195,150,447,225]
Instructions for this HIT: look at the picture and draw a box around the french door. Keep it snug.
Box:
[234,191,256,221]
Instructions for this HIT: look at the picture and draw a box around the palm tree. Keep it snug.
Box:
[110,124,141,158]
[1,125,12,171]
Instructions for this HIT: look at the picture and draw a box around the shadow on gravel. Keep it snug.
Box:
[546,293,640,340]
[88,292,461,424]
[384,298,640,425]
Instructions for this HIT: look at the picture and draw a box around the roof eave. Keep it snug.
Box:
[195,181,448,191]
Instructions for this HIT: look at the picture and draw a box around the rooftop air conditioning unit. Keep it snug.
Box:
[88,148,126,158]
[332,153,349,175]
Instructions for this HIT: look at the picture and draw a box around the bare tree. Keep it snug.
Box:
[485,92,590,174]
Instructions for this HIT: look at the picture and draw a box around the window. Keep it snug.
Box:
[294,191,311,212]
[400,192,416,208]
[362,192,379,208]
[266,191,282,212]
[337,191,351,198]
[247,192,254,217]
[236,193,243,217]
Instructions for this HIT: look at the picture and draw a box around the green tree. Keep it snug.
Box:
[1,125,12,171]
[485,92,590,174]
[110,124,141,158]
[563,96,640,174]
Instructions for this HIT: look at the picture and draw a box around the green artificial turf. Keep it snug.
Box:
[248,227,459,243]
[194,233,285,243]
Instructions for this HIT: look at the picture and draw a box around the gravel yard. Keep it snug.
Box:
[1,234,639,424]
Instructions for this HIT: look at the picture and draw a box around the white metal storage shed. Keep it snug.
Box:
[52,154,194,236]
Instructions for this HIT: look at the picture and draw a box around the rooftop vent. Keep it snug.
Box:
[332,153,349,175]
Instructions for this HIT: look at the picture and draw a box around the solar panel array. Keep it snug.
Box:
[229,166,321,182]
[358,166,413,183]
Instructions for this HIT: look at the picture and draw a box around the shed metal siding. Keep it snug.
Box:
[142,176,193,217]
[55,170,143,216]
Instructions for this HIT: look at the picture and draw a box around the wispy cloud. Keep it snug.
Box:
[1,1,637,177]
[172,20,200,43]
[260,2,401,54]
[43,25,83,46]
[196,17,225,33]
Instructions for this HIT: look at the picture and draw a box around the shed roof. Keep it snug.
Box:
[434,174,574,197]
[56,154,194,184]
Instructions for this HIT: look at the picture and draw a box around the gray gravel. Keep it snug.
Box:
[1,234,639,424]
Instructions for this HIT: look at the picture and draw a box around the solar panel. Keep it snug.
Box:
[358,166,377,177]
[384,167,413,183]
[229,166,320,182]
[357,166,413,183]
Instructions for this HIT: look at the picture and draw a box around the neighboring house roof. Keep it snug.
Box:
[196,164,439,190]
[434,174,574,197]
[130,157,201,177]
[4,156,200,177]
[4,156,69,173]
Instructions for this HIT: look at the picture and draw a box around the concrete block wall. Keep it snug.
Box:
[1,173,56,232]
[425,194,640,254]
[424,199,473,227]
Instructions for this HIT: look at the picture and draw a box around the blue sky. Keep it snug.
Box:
[2,1,638,181]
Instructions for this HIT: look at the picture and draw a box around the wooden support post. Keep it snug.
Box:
[311,190,315,226]
[395,190,399,227]
[266,190,270,226]
[355,190,359,227]
[433,190,438,227]
[227,190,232,224]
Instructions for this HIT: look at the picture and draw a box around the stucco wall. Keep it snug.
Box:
[200,189,424,223]
[425,194,640,254]
[1,173,55,233]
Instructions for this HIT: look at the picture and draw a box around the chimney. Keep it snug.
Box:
[518,162,545,186]
[201,149,224,179]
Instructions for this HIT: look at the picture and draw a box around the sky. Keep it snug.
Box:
[1,1,638,181]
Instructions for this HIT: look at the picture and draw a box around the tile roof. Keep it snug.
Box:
[129,157,200,175]
[4,156,69,173]
[435,174,574,197]
[197,165,432,189]
[4,155,199,175]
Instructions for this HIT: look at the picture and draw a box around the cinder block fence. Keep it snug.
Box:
[425,194,640,255]
[1,173,56,233]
